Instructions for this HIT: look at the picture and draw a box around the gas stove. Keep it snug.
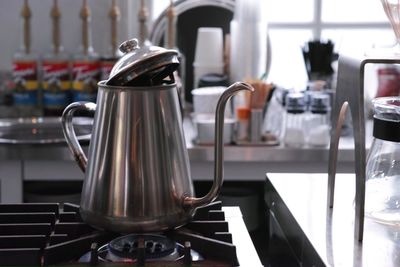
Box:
[0,201,261,266]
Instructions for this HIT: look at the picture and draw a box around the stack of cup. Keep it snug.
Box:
[193,27,224,88]
[229,0,268,83]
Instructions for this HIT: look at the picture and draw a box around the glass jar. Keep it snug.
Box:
[306,93,331,147]
[283,93,306,147]
[365,97,400,225]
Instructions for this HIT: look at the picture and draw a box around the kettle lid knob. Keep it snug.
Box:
[119,38,139,54]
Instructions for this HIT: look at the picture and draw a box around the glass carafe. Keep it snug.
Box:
[366,97,400,225]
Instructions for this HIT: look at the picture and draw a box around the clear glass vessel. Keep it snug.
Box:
[283,92,306,147]
[366,97,400,225]
[306,93,331,147]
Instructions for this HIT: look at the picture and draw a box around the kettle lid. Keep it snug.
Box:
[106,38,179,86]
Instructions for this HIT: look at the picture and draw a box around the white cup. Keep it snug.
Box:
[194,27,224,67]
[191,86,232,117]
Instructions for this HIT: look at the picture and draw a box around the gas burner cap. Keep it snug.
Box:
[78,234,203,263]
[109,234,175,259]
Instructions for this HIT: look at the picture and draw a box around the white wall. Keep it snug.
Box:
[0,0,140,71]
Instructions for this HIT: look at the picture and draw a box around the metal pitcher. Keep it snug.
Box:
[61,39,253,233]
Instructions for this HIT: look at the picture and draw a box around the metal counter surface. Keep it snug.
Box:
[0,118,369,163]
[266,173,400,267]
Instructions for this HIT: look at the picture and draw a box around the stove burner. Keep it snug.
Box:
[79,234,202,263]
[109,234,177,260]
[0,201,239,266]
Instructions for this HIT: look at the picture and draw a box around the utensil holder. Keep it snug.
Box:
[328,51,400,242]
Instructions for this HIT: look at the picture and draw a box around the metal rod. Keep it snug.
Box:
[327,101,348,208]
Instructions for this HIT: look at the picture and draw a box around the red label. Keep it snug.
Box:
[43,61,69,80]
[43,61,70,91]
[12,60,38,92]
[12,61,37,81]
[72,61,100,92]
[72,61,100,82]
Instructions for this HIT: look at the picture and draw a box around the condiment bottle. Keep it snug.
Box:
[305,92,331,147]
[283,92,306,147]
[365,97,400,225]
[42,0,71,116]
[236,107,250,142]
[100,0,121,81]
[71,0,100,103]
[12,0,41,117]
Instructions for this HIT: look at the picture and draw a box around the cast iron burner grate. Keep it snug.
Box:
[0,201,238,266]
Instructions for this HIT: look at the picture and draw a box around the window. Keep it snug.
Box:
[151,0,393,92]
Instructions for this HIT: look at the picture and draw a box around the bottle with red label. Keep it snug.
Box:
[12,0,41,117]
[375,65,400,98]
[100,0,121,81]
[71,0,100,103]
[42,0,71,117]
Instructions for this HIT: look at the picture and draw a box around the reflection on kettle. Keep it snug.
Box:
[61,38,253,233]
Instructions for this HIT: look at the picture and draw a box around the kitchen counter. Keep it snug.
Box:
[0,118,371,168]
[0,118,370,203]
[265,173,400,267]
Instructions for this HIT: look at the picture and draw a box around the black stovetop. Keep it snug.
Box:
[0,201,238,266]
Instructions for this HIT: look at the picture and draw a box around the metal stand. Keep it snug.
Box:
[327,52,400,242]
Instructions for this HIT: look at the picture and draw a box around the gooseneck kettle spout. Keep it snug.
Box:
[183,82,253,209]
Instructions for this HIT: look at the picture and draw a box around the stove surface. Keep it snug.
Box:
[0,202,261,266]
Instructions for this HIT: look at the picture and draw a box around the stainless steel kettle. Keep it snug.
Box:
[61,39,253,233]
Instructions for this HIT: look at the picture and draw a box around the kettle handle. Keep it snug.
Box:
[183,82,254,209]
[61,101,96,172]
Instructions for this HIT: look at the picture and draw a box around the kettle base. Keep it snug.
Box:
[80,208,195,233]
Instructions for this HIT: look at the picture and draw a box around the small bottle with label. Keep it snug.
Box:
[71,0,100,103]
[100,0,121,81]
[236,107,250,142]
[42,0,71,117]
[12,0,41,117]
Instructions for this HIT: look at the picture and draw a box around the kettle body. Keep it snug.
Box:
[83,82,192,232]
[62,81,252,232]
